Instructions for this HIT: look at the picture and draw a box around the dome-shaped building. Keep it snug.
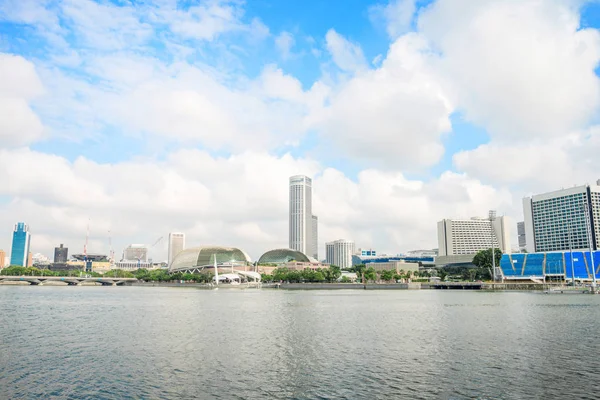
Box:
[258,248,310,265]
[169,246,251,273]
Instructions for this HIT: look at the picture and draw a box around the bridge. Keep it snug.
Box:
[0,276,138,286]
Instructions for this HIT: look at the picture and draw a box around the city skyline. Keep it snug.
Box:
[1,1,600,262]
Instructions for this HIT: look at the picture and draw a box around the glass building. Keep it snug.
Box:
[523,183,600,252]
[10,222,31,267]
[169,246,251,273]
[258,249,310,265]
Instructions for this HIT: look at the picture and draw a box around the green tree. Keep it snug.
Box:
[379,269,394,282]
[364,267,377,282]
[438,269,448,282]
[472,248,503,280]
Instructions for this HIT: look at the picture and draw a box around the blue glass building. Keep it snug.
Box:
[500,251,600,280]
[10,222,31,267]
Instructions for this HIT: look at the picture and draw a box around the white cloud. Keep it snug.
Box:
[419,0,600,141]
[325,29,367,72]
[369,0,417,39]
[0,54,45,147]
[275,31,295,60]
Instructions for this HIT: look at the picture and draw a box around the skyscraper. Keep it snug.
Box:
[312,215,318,260]
[517,221,526,251]
[523,182,600,252]
[168,232,185,265]
[325,239,355,269]
[10,222,31,267]
[54,244,68,263]
[289,175,313,256]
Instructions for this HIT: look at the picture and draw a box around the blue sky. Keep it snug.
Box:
[1,0,600,260]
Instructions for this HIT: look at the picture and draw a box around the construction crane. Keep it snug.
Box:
[146,236,163,266]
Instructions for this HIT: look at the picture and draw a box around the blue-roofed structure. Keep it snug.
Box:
[500,251,600,281]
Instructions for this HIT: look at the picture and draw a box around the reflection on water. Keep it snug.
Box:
[1,287,599,399]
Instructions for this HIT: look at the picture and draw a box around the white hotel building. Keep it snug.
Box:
[523,182,600,253]
[289,175,317,258]
[325,239,355,269]
[437,216,512,256]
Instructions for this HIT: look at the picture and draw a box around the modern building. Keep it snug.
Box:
[437,216,512,256]
[500,250,600,281]
[258,248,310,265]
[54,244,68,263]
[27,252,32,267]
[168,232,185,266]
[523,183,600,253]
[368,261,419,274]
[0,250,5,268]
[10,222,31,267]
[325,239,355,269]
[123,244,148,262]
[289,175,313,257]
[169,246,252,273]
[312,215,318,260]
[358,249,377,257]
[352,254,436,267]
[517,221,526,251]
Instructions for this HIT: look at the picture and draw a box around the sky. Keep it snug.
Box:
[1,0,600,262]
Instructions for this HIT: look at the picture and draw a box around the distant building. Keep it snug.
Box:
[0,250,5,267]
[27,252,32,267]
[123,244,148,262]
[325,239,355,269]
[10,222,31,267]
[54,244,68,263]
[289,175,313,257]
[168,233,185,265]
[368,261,419,274]
[523,182,600,253]
[312,215,318,260]
[517,222,526,251]
[358,249,377,257]
[437,216,512,256]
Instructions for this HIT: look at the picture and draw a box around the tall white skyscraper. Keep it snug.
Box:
[437,216,512,256]
[312,215,318,260]
[325,239,355,269]
[168,232,185,265]
[289,175,313,256]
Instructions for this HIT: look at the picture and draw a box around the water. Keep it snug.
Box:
[1,287,600,399]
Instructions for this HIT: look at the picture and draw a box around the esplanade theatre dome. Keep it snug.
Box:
[258,248,310,264]
[169,246,251,272]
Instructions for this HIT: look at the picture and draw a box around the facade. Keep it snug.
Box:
[258,248,310,265]
[54,244,68,263]
[500,250,600,281]
[168,232,185,265]
[517,222,526,251]
[312,215,318,260]
[123,244,148,262]
[353,254,436,267]
[0,250,5,267]
[325,239,355,269]
[437,216,512,256]
[10,222,31,267]
[523,183,600,253]
[359,249,377,256]
[289,175,313,256]
[169,246,252,273]
[368,261,419,274]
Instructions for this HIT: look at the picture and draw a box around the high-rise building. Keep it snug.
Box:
[289,175,313,256]
[325,239,355,269]
[437,216,512,256]
[312,215,318,260]
[168,232,185,265]
[54,244,68,263]
[123,244,148,262]
[523,182,600,253]
[517,222,526,251]
[0,250,5,267]
[10,222,31,267]
[27,252,32,268]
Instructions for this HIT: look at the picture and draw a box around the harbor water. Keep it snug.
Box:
[1,286,600,399]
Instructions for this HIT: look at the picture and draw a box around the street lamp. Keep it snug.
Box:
[489,210,497,282]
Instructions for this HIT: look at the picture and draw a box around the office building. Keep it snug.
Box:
[123,244,148,262]
[168,232,185,265]
[289,175,313,256]
[10,222,31,267]
[54,244,68,263]
[0,250,5,267]
[325,239,355,269]
[523,183,600,253]
[437,216,512,256]
[27,252,32,268]
[312,215,318,260]
[517,222,526,251]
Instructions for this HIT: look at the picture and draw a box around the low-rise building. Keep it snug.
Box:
[367,261,419,274]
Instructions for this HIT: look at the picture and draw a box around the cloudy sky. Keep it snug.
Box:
[1,0,600,262]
